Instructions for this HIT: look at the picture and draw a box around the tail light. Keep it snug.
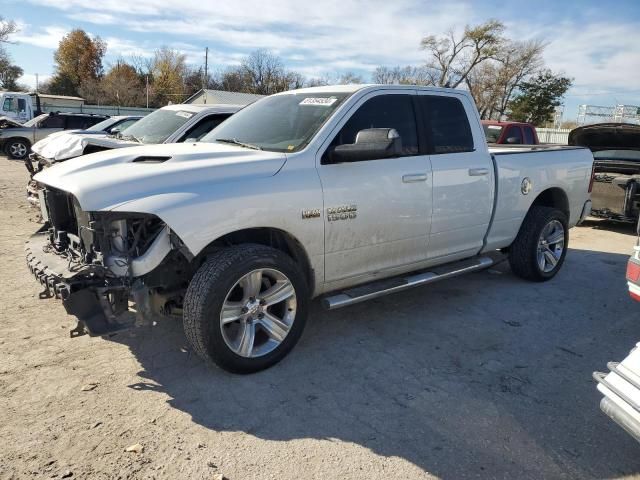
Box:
[627,259,640,283]
[588,163,595,193]
[626,259,640,302]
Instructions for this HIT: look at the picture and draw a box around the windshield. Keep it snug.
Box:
[201,92,350,152]
[483,124,503,143]
[87,117,119,132]
[593,150,640,161]
[118,108,195,144]
[24,114,48,128]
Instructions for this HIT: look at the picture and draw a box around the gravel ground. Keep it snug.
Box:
[1,154,640,480]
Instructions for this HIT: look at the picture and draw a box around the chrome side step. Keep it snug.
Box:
[322,254,499,310]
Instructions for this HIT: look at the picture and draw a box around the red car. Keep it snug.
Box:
[482,120,539,145]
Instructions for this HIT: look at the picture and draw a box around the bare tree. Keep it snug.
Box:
[240,49,287,95]
[337,72,364,84]
[372,65,431,85]
[0,16,18,45]
[420,19,505,88]
[466,39,545,119]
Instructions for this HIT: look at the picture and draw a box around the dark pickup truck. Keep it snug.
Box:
[569,123,640,222]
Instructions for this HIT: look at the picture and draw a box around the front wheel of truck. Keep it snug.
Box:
[183,244,309,374]
[508,206,568,282]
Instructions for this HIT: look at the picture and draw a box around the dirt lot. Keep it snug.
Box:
[1,154,640,480]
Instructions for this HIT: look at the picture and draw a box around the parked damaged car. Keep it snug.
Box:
[26,104,242,207]
[569,123,640,222]
[0,112,108,160]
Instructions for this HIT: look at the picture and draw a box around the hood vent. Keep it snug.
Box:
[132,156,171,163]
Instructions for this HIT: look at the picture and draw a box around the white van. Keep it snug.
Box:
[0,92,34,122]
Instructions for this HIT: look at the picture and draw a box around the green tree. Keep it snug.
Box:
[508,70,572,125]
[0,16,22,90]
[101,61,144,106]
[50,29,106,96]
[0,56,23,90]
[150,47,187,106]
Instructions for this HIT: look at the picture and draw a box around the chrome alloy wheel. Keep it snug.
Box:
[219,268,297,358]
[9,142,27,158]
[537,219,565,273]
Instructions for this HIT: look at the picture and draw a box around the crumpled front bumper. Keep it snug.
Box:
[25,230,134,337]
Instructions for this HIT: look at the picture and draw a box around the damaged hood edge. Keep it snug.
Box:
[34,142,287,211]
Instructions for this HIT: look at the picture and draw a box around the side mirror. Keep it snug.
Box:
[330,128,402,163]
[506,136,521,144]
[184,137,199,143]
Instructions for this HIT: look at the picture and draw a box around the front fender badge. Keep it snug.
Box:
[521,177,532,195]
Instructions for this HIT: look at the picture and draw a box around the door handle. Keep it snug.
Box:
[468,168,489,176]
[402,173,428,183]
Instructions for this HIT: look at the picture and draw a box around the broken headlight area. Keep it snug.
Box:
[29,187,190,337]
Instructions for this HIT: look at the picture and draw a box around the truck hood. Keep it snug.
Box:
[34,142,287,211]
[569,123,640,152]
[31,132,139,162]
[0,116,24,128]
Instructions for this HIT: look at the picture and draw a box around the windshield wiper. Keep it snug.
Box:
[215,138,262,151]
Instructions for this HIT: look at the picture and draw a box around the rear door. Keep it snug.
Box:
[317,91,433,282]
[35,115,65,142]
[416,92,494,260]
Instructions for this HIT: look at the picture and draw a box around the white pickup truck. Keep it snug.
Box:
[26,85,594,373]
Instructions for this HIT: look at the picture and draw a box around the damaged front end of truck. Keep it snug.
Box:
[26,186,191,337]
[569,123,640,222]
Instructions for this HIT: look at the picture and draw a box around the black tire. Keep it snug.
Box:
[508,206,568,281]
[183,244,309,374]
[6,138,30,160]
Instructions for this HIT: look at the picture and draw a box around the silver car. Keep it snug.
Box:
[0,112,108,159]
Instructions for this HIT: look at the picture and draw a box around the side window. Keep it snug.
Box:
[418,95,474,154]
[66,116,91,130]
[17,98,27,112]
[40,115,65,128]
[523,126,535,144]
[110,119,137,132]
[179,114,231,142]
[505,126,523,144]
[324,94,418,162]
[3,98,14,112]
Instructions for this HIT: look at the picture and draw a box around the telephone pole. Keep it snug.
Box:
[203,47,209,99]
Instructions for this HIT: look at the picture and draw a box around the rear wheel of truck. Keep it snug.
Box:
[508,206,568,282]
[183,244,309,374]
[6,139,30,160]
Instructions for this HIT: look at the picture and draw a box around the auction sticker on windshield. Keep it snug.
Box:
[175,111,194,119]
[300,97,337,106]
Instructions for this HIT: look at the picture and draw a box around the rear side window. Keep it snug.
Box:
[40,116,65,128]
[418,96,474,154]
[523,126,535,144]
[505,126,523,144]
[83,116,108,129]
[327,94,418,159]
[65,116,93,129]
[179,114,231,142]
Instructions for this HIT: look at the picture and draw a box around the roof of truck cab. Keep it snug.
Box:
[274,84,473,96]
[160,103,243,114]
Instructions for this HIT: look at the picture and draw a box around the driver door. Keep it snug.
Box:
[317,91,432,284]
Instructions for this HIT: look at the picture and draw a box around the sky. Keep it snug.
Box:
[3,0,640,123]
